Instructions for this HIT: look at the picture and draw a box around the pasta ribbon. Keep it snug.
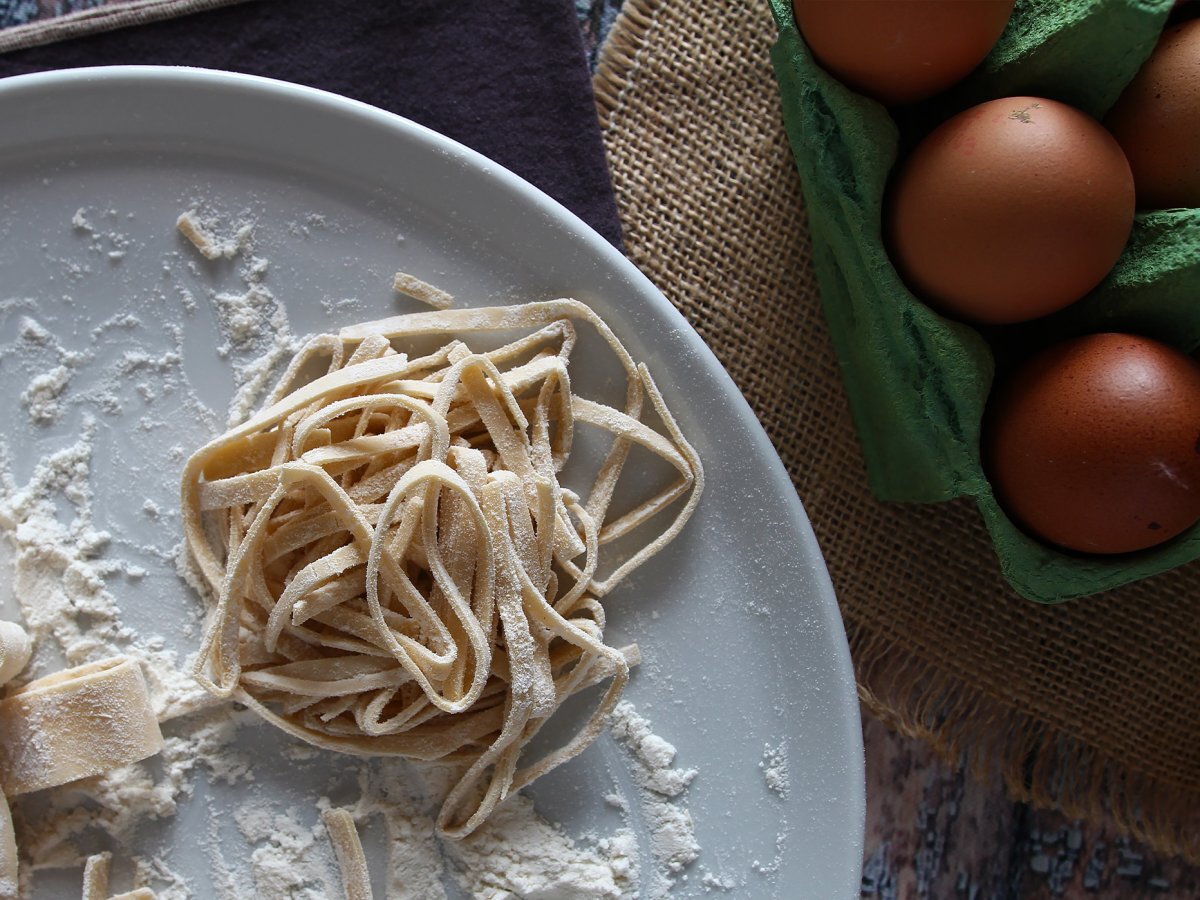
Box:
[82,852,111,900]
[0,657,164,797]
[181,301,703,837]
[322,807,372,900]
[0,786,14,900]
[80,852,157,900]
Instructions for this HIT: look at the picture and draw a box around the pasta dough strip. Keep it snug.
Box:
[0,657,164,797]
[322,807,373,900]
[0,787,15,900]
[81,852,110,900]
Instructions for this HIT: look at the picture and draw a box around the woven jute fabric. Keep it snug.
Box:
[596,0,1200,861]
[0,0,248,54]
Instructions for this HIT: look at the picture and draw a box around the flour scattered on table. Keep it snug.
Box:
[760,741,790,798]
[699,869,738,892]
[213,284,279,352]
[610,701,701,895]
[750,823,790,876]
[0,421,135,663]
[207,757,642,900]
[21,364,72,425]
[0,418,214,717]
[448,793,638,899]
[71,206,135,264]
[320,295,363,316]
[133,856,190,900]
[233,802,341,899]
[174,211,301,425]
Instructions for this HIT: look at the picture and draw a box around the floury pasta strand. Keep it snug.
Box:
[321,808,372,900]
[0,784,14,900]
[181,299,703,839]
[0,647,164,898]
[0,657,164,797]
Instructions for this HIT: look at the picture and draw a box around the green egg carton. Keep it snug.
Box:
[768,0,1200,602]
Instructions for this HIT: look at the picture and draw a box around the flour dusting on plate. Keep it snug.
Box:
[0,207,713,899]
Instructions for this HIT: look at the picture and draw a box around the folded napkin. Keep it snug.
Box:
[0,0,623,248]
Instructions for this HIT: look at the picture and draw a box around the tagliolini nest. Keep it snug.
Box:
[181,300,702,838]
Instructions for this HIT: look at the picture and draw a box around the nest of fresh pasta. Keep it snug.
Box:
[181,300,702,838]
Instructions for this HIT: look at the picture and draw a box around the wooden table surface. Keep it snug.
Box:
[861,713,1200,898]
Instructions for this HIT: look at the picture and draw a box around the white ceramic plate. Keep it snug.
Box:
[0,67,863,898]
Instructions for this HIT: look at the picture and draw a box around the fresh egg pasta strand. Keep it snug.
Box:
[364,461,492,709]
[193,482,289,696]
[0,657,164,797]
[590,364,705,596]
[322,807,373,900]
[284,463,461,674]
[81,852,110,900]
[183,354,420,588]
[0,787,16,900]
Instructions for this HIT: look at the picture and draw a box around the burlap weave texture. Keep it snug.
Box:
[595,0,1200,861]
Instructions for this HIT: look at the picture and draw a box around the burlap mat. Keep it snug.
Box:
[0,0,247,54]
[596,0,1200,862]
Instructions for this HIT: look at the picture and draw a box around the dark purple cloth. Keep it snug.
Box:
[0,0,624,248]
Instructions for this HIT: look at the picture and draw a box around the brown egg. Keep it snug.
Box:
[1105,19,1200,209]
[887,97,1135,324]
[986,333,1200,554]
[793,0,1015,105]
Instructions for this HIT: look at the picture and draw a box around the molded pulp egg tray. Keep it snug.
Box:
[769,0,1200,602]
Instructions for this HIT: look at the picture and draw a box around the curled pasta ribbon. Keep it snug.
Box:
[0,657,164,797]
[322,808,372,900]
[0,621,31,688]
[181,300,703,838]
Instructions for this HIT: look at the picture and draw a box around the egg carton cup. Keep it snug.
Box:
[769,0,1200,602]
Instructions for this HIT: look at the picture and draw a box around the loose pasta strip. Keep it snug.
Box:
[0,787,15,900]
[82,852,111,900]
[0,621,30,687]
[322,807,372,900]
[0,657,164,796]
[181,300,702,838]
[176,209,244,261]
[79,853,158,900]
[392,272,454,310]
